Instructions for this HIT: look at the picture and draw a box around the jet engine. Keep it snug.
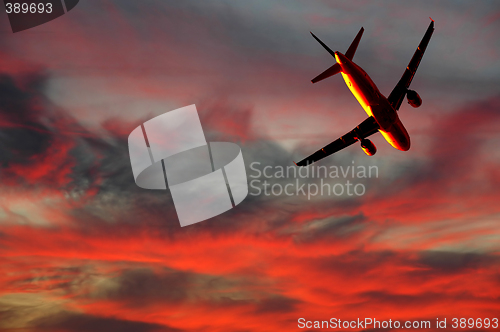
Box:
[360,139,377,156]
[406,89,422,108]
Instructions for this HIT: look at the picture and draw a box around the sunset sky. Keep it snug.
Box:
[0,1,499,331]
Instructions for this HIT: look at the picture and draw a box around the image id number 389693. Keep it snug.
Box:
[452,318,498,329]
[5,3,53,14]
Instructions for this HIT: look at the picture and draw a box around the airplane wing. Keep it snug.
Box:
[387,19,434,111]
[295,116,379,166]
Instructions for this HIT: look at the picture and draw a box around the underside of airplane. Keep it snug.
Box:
[295,19,435,167]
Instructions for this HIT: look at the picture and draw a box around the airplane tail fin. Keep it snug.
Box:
[345,27,364,60]
[310,27,364,84]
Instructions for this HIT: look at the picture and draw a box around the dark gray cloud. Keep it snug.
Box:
[33,311,181,332]
[311,250,400,278]
[292,213,368,244]
[95,268,193,306]
[65,266,304,317]
[417,250,500,274]
[0,73,53,167]
[254,296,301,314]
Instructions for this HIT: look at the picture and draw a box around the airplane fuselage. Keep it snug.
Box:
[334,51,411,151]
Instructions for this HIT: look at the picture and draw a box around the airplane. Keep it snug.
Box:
[295,19,434,167]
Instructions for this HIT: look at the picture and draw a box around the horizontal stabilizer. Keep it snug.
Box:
[311,63,341,83]
[310,31,336,58]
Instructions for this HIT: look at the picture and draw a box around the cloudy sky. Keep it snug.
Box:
[0,1,499,331]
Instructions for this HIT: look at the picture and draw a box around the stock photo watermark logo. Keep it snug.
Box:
[249,162,378,200]
[3,0,80,33]
[128,105,249,227]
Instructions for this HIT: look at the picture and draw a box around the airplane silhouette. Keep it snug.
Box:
[295,19,434,167]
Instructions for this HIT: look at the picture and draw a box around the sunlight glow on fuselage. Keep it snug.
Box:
[335,51,410,151]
